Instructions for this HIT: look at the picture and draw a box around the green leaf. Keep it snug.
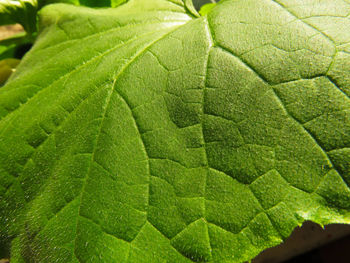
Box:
[1,0,350,262]
[199,3,216,16]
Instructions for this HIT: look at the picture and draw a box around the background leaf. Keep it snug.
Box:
[199,3,216,16]
[0,0,129,35]
[0,0,38,33]
[0,58,20,86]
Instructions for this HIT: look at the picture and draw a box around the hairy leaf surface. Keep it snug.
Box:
[0,0,350,262]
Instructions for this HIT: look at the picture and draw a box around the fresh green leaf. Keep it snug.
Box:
[1,0,350,262]
[199,3,215,16]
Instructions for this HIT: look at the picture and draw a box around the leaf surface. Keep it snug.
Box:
[0,0,350,262]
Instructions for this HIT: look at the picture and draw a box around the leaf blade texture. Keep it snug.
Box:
[0,0,350,262]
